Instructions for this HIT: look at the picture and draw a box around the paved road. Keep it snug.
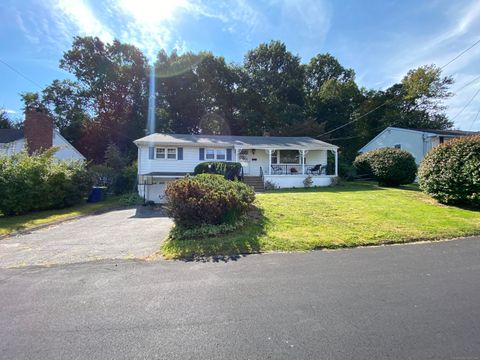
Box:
[0,207,173,268]
[1,237,479,360]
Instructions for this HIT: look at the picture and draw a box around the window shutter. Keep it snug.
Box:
[226,148,232,161]
[177,147,183,160]
[199,148,205,160]
[149,147,154,159]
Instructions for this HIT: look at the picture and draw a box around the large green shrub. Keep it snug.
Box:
[88,161,137,195]
[165,174,255,227]
[194,161,242,180]
[0,148,91,215]
[354,148,417,186]
[419,135,480,207]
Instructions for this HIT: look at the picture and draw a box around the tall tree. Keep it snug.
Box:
[60,36,148,162]
[305,53,361,146]
[238,41,305,135]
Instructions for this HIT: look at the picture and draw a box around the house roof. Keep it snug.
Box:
[358,126,479,153]
[399,127,477,136]
[0,129,24,143]
[134,133,338,150]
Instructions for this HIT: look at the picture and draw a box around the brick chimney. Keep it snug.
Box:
[24,108,53,154]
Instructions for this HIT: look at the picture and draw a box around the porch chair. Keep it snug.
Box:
[271,165,283,175]
[307,164,321,175]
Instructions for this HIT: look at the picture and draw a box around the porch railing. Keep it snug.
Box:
[269,164,328,175]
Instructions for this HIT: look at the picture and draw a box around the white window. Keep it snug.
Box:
[167,148,177,159]
[155,147,177,160]
[155,148,165,159]
[206,149,215,160]
[216,149,226,160]
[206,148,227,160]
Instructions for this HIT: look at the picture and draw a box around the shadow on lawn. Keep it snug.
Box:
[173,206,268,263]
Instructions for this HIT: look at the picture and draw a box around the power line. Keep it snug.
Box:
[440,39,480,70]
[455,74,480,93]
[319,38,480,138]
[0,58,43,89]
[469,108,480,130]
[451,87,480,121]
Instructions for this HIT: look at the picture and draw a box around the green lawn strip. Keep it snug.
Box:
[0,196,124,236]
[161,181,480,259]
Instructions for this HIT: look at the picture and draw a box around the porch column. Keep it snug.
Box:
[301,149,305,175]
[334,149,338,176]
[235,148,239,162]
[268,149,272,175]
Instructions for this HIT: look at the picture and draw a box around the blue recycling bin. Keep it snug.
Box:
[87,186,106,203]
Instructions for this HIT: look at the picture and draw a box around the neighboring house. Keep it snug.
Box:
[134,133,339,203]
[0,109,85,161]
[358,127,477,164]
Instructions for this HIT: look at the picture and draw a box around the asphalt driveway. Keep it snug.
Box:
[0,237,479,359]
[0,207,173,268]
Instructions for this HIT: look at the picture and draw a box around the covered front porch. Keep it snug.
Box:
[234,145,338,188]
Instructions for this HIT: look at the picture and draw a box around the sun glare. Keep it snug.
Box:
[117,0,188,24]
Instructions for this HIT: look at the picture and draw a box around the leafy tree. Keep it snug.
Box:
[41,79,88,145]
[0,109,12,129]
[60,36,148,162]
[238,41,305,134]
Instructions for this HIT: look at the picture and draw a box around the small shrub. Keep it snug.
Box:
[194,161,242,180]
[0,149,91,215]
[339,161,357,180]
[303,175,313,188]
[354,148,417,186]
[264,180,278,190]
[418,135,480,207]
[165,174,255,227]
[118,192,143,206]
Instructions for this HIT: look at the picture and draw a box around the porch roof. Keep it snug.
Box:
[134,133,338,150]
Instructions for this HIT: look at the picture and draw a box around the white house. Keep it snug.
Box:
[0,109,85,161]
[134,133,339,203]
[358,127,477,164]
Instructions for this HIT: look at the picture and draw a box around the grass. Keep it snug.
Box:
[0,196,123,236]
[161,181,480,259]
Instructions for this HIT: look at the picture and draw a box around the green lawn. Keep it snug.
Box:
[161,181,480,259]
[0,196,123,236]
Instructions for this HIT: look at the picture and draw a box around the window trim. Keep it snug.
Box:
[155,147,177,160]
[205,148,227,161]
[271,150,300,164]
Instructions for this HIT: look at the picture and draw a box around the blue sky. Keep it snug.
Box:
[1,0,480,130]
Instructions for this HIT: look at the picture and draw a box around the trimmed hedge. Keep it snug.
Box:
[165,174,255,227]
[419,135,480,207]
[0,148,91,215]
[354,148,417,186]
[194,161,242,180]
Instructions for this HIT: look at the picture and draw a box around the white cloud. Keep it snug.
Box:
[52,0,114,43]
[3,109,17,114]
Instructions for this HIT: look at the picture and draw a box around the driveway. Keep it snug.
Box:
[0,237,479,359]
[0,207,173,268]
